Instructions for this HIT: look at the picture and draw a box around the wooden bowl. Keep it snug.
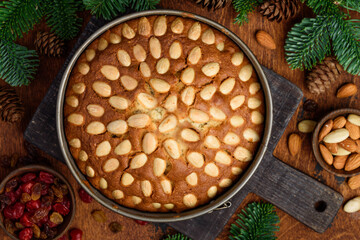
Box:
[312,108,360,177]
[0,165,76,240]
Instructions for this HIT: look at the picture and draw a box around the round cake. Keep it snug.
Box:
[63,15,265,212]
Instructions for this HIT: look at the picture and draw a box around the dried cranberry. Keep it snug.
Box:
[15,186,22,198]
[21,173,37,183]
[3,202,25,219]
[53,203,70,216]
[20,212,33,227]
[78,188,92,203]
[134,219,148,225]
[26,199,41,211]
[19,228,33,240]
[39,214,49,226]
[20,181,35,194]
[41,183,49,195]
[70,228,83,240]
[6,177,19,192]
[59,235,68,240]
[63,196,71,209]
[5,191,18,204]
[39,171,54,184]
[47,220,58,228]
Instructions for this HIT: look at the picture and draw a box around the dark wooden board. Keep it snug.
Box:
[24,16,343,240]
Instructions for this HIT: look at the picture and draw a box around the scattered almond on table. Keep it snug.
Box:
[255,30,276,50]
[298,120,317,133]
[336,83,358,98]
[344,197,360,213]
[288,133,301,156]
[348,174,360,190]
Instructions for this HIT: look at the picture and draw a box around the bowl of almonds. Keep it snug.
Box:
[312,108,360,177]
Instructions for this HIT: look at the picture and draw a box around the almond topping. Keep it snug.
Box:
[231,52,244,66]
[121,173,134,186]
[169,41,182,59]
[141,180,152,197]
[204,135,221,149]
[85,49,95,61]
[207,186,217,198]
[159,115,177,133]
[156,58,170,74]
[127,114,151,128]
[161,179,172,194]
[181,128,200,142]
[204,163,219,177]
[69,138,81,148]
[223,132,240,145]
[85,166,95,177]
[201,29,215,45]
[164,139,181,159]
[66,96,78,108]
[139,62,151,77]
[130,153,148,169]
[114,140,132,155]
[243,128,260,142]
[215,151,232,165]
[154,16,167,36]
[122,23,135,39]
[202,62,220,77]
[219,78,235,95]
[164,95,177,112]
[186,173,198,186]
[112,190,124,199]
[109,33,121,44]
[120,75,138,91]
[200,84,216,100]
[103,158,120,172]
[78,63,90,75]
[137,93,158,109]
[87,104,104,117]
[188,22,201,40]
[96,141,111,157]
[239,65,253,82]
[187,152,204,168]
[219,179,232,188]
[109,96,129,110]
[149,78,170,93]
[67,113,84,126]
[97,38,108,51]
[187,46,202,65]
[171,18,184,34]
[249,82,261,95]
[251,111,264,124]
[232,167,243,175]
[230,95,245,110]
[117,50,131,67]
[230,115,245,127]
[216,42,224,51]
[107,120,128,135]
[153,158,166,176]
[92,81,111,97]
[138,17,151,36]
[86,121,106,135]
[181,86,196,106]
[183,194,197,208]
[142,132,158,154]
[164,203,174,209]
[149,37,161,59]
[247,97,262,109]
[189,109,209,123]
[181,67,195,85]
[72,83,85,94]
[100,65,120,81]
[234,147,253,161]
[99,178,108,189]
[78,150,88,161]
[209,107,226,121]
[133,44,147,62]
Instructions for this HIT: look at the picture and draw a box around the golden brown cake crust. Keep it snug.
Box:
[63,15,265,212]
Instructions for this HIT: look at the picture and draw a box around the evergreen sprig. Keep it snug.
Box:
[229,202,279,240]
[163,233,190,240]
[128,0,160,12]
[302,0,341,16]
[338,0,360,13]
[232,0,263,25]
[0,40,39,86]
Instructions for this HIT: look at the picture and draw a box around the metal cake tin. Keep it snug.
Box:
[56,9,273,222]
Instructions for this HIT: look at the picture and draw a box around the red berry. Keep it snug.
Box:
[5,191,17,204]
[47,220,58,228]
[3,202,25,219]
[20,212,33,227]
[134,219,148,225]
[19,228,33,240]
[38,214,49,226]
[26,199,41,211]
[78,188,92,203]
[15,187,22,198]
[40,183,49,195]
[53,203,70,216]
[70,228,83,240]
[39,171,54,184]
[21,173,37,183]
[58,235,68,240]
[20,182,35,194]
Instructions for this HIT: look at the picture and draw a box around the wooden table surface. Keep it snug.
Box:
[1,1,359,239]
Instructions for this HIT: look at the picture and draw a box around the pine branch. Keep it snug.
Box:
[0,0,43,41]
[302,0,341,15]
[128,0,160,12]
[232,0,263,25]
[0,40,39,86]
[337,0,360,13]
[229,202,279,240]
[163,233,191,240]
[43,0,82,40]
[83,0,128,20]
[285,16,332,70]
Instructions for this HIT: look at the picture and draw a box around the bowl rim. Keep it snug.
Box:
[56,9,273,222]
[0,164,76,240]
[312,108,360,177]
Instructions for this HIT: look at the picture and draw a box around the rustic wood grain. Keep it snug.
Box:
[0,1,359,239]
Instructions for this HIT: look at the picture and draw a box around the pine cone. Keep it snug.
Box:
[193,0,229,10]
[259,0,299,22]
[34,31,65,57]
[0,86,24,123]
[306,57,342,95]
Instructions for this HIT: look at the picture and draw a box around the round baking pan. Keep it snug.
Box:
[56,10,273,222]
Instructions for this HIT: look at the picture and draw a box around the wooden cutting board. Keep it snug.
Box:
[24,15,343,240]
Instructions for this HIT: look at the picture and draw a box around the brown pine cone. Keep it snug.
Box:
[34,31,65,57]
[0,86,24,123]
[306,57,342,95]
[259,0,300,22]
[194,0,229,10]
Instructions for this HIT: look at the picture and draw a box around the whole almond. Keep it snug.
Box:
[319,119,333,142]
[336,83,357,98]
[298,120,317,133]
[348,174,360,190]
[333,116,346,129]
[346,121,360,140]
[333,155,347,169]
[138,17,151,36]
[348,114,360,127]
[255,30,276,50]
[356,140,360,153]
[345,153,360,171]
[288,133,301,156]
[319,144,333,165]
[324,142,338,154]
[323,128,349,143]
[344,197,360,213]
[339,138,358,152]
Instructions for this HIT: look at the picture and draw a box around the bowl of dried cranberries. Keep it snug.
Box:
[0,165,75,240]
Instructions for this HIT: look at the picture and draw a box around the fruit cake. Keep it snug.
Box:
[63,15,265,212]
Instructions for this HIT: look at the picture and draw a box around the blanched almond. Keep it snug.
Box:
[219,78,235,95]
[139,62,151,77]
[142,133,158,154]
[141,180,152,197]
[169,41,182,59]
[97,38,108,51]
[204,135,221,149]
[87,104,104,117]
[72,83,86,94]
[189,109,209,123]
[215,150,232,165]
[163,139,181,159]
[201,29,215,45]
[92,81,111,97]
[127,114,151,128]
[230,95,245,110]
[121,173,134,186]
[249,82,261,95]
[183,194,197,208]
[85,49,96,61]
[103,158,120,172]
[149,78,170,93]
[348,114,360,126]
[161,179,172,194]
[86,121,106,135]
[132,197,143,207]
[130,153,148,169]
[66,96,78,107]
[187,152,204,168]
[251,111,264,124]
[223,132,240,145]
[323,128,350,143]
[333,146,351,156]
[122,23,135,39]
[298,120,317,133]
[187,47,202,65]
[109,96,128,110]
[181,128,200,142]
[164,95,177,112]
[96,141,111,157]
[78,150,88,161]
[181,67,195,85]
[171,17,184,34]
[78,63,90,75]
[154,16,167,36]
[186,173,198,186]
[247,97,262,109]
[159,115,177,133]
[153,157,166,176]
[85,166,95,177]
[152,203,161,209]
[109,33,121,44]
[149,37,161,59]
[216,42,224,51]
[67,113,84,126]
[181,86,196,106]
[100,65,120,81]
[107,120,128,135]
[239,65,253,82]
[231,52,244,66]
[209,107,226,121]
[112,190,124,199]
[200,84,216,100]
[232,167,243,175]
[69,138,81,148]
[202,62,220,77]
[137,93,157,109]
[156,58,170,74]
[120,75,138,91]
[219,178,232,188]
[204,163,219,177]
[343,197,360,213]
[99,178,108,189]
[188,22,201,40]
[138,17,151,36]
[230,115,245,127]
[207,186,217,198]
[117,50,131,67]
[133,44,147,62]
[114,140,132,155]
[243,128,260,142]
[164,203,174,209]
[234,147,252,161]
